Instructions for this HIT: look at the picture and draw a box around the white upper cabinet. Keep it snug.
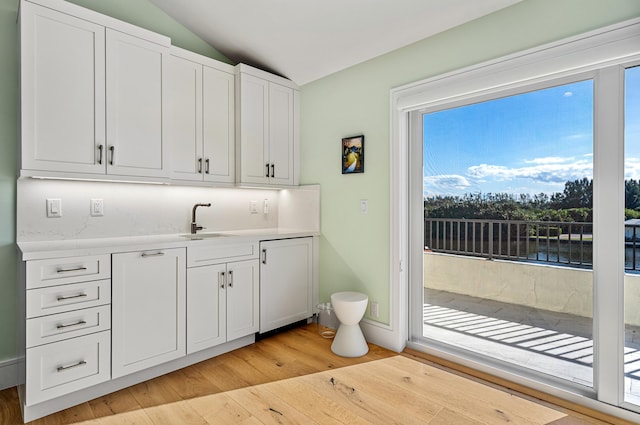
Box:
[166,48,235,183]
[105,29,168,178]
[19,0,170,181]
[20,2,106,175]
[236,64,299,187]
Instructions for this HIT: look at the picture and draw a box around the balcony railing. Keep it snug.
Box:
[425,218,640,272]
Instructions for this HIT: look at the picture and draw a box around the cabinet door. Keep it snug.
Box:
[166,55,203,181]
[106,29,167,178]
[20,2,106,175]
[112,248,185,378]
[268,83,295,186]
[238,73,269,185]
[259,238,312,333]
[203,66,235,183]
[186,264,226,353]
[226,259,259,340]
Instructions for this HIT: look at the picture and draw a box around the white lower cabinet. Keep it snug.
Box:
[23,254,112,407]
[26,331,111,406]
[259,238,313,333]
[186,243,259,354]
[111,248,186,378]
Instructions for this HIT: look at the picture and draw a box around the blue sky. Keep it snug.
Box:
[423,66,640,199]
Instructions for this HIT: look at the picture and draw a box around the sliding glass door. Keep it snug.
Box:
[421,79,595,389]
[408,60,640,415]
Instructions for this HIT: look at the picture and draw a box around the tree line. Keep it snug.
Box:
[425,178,640,222]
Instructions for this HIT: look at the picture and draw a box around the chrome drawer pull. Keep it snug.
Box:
[228,270,233,288]
[56,266,87,274]
[57,360,87,372]
[141,251,165,258]
[56,320,87,330]
[56,293,88,302]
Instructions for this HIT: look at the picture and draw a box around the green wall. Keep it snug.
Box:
[300,0,640,324]
[0,0,19,362]
[0,0,228,362]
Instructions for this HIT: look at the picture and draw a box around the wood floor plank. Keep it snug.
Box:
[377,356,567,424]
[296,368,411,424]
[162,364,225,400]
[0,387,22,425]
[127,374,184,409]
[186,392,257,425]
[266,377,370,425]
[326,359,444,420]
[87,388,142,418]
[88,409,153,425]
[427,407,485,425]
[142,400,209,425]
[226,385,320,424]
[39,402,95,425]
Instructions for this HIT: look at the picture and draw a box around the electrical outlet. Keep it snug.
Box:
[46,198,62,218]
[90,199,104,216]
[250,200,258,214]
[370,301,379,318]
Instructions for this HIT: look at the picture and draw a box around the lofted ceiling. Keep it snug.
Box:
[148,0,522,86]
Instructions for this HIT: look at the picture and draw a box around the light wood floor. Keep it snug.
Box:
[0,324,630,424]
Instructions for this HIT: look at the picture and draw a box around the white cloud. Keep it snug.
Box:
[467,156,592,184]
[524,157,571,165]
[424,174,471,196]
[625,157,640,180]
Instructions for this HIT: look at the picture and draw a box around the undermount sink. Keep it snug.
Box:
[180,233,228,240]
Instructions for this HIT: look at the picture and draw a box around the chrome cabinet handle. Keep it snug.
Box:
[98,145,103,165]
[228,270,233,288]
[220,271,226,289]
[56,266,87,274]
[56,293,87,302]
[57,360,87,372]
[205,158,210,174]
[270,164,275,178]
[141,251,165,258]
[56,320,87,329]
[198,158,203,174]
[109,146,115,165]
[262,249,267,264]
[265,163,270,177]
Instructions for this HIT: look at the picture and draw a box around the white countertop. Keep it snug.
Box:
[18,228,319,261]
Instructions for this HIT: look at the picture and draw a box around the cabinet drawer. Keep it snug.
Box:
[26,255,111,289]
[26,279,111,318]
[25,331,110,406]
[187,242,258,267]
[26,305,111,348]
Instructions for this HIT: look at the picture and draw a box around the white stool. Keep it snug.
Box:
[330,291,369,357]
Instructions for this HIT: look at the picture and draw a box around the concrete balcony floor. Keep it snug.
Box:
[423,288,640,404]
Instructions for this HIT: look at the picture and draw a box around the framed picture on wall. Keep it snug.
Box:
[342,135,364,174]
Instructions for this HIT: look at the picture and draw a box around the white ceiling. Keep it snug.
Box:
[149,0,522,86]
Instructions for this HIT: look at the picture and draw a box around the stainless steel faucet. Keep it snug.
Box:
[191,203,211,234]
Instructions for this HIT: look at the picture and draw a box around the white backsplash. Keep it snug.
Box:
[17,179,320,242]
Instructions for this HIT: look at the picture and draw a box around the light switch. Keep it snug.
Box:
[263,199,269,215]
[91,199,104,217]
[360,199,368,215]
[46,198,62,218]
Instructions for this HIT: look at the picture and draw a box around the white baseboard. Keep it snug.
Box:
[361,319,406,353]
[0,357,18,391]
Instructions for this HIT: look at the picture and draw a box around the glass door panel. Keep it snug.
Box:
[624,65,640,406]
[422,80,594,387]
